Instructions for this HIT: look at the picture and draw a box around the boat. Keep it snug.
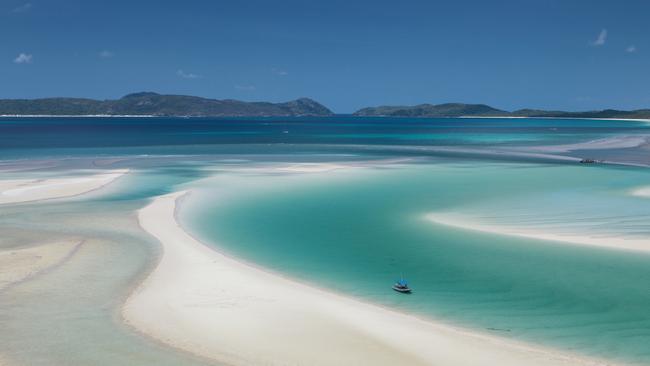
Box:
[392,277,412,293]
[579,158,603,164]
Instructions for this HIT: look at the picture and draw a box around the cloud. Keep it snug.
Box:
[13,53,33,64]
[591,29,607,46]
[12,3,32,13]
[176,69,200,79]
[235,84,256,91]
[99,50,114,58]
[626,45,636,53]
[272,68,288,76]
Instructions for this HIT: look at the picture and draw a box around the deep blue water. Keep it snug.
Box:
[1,116,648,158]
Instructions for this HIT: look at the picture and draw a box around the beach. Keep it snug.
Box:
[1,116,650,365]
[123,190,611,366]
[4,0,650,361]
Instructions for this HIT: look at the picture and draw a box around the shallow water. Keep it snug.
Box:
[1,116,650,365]
[0,168,217,366]
[185,162,650,364]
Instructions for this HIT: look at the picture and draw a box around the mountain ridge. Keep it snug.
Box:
[353,103,650,119]
[0,92,333,117]
[1,94,650,120]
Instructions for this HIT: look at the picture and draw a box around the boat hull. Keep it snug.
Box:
[392,286,412,293]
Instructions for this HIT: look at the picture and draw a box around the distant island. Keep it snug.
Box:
[2,93,650,120]
[353,103,650,119]
[0,92,333,117]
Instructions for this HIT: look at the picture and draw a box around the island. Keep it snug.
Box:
[0,92,333,117]
[354,103,650,119]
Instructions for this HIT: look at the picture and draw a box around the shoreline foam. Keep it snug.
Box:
[123,191,613,366]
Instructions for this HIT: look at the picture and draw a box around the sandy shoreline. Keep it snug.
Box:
[426,213,650,253]
[123,191,613,366]
[0,169,128,205]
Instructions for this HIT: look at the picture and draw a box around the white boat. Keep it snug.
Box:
[392,278,411,293]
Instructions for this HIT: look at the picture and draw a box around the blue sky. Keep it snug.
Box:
[1,0,649,112]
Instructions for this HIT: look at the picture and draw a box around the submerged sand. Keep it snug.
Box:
[426,213,650,253]
[123,191,611,366]
[0,169,128,205]
[0,241,82,291]
[630,186,650,198]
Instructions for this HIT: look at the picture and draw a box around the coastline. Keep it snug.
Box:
[426,213,650,253]
[0,169,129,205]
[458,116,650,122]
[0,115,156,118]
[0,114,649,123]
[123,190,614,366]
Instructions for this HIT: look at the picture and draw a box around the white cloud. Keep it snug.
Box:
[626,45,636,53]
[12,3,32,13]
[99,50,114,58]
[235,84,256,91]
[272,68,288,76]
[13,53,33,64]
[177,69,200,79]
[591,29,607,46]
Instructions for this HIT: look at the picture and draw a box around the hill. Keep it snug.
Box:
[353,103,650,119]
[354,103,505,117]
[0,92,333,117]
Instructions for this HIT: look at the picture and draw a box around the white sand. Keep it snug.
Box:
[525,135,648,153]
[123,191,611,366]
[427,213,650,253]
[0,241,82,291]
[0,169,128,204]
[275,163,350,173]
[273,158,414,173]
[630,186,650,198]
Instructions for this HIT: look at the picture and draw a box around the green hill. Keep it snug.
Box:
[0,92,333,117]
[353,103,650,119]
[354,103,505,117]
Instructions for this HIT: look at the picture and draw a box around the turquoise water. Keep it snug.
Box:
[1,116,649,159]
[2,116,650,365]
[0,168,216,366]
[185,162,650,364]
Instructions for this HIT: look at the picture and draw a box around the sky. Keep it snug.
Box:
[1,0,649,113]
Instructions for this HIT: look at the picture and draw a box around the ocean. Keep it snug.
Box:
[1,116,650,365]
